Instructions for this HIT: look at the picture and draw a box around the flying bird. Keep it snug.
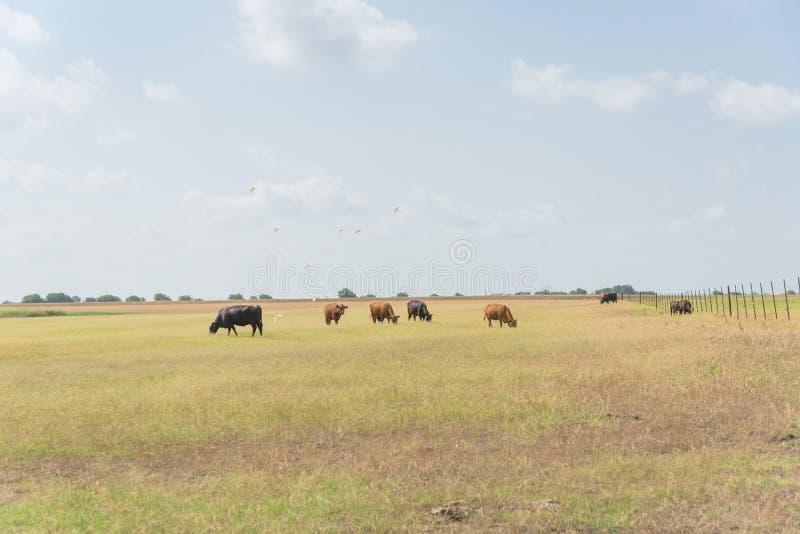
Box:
[393,206,400,214]
[249,186,256,194]
[273,313,283,324]
[273,226,280,232]
[303,262,313,269]
[354,229,363,235]
[337,226,344,237]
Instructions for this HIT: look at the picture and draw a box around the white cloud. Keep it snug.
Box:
[511,60,800,126]
[141,80,183,103]
[182,175,369,224]
[236,0,418,67]
[0,50,107,130]
[97,128,136,146]
[0,3,48,45]
[0,159,128,193]
[710,79,800,125]
[510,60,653,112]
[699,204,726,221]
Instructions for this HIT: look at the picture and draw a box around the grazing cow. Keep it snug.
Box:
[324,303,348,325]
[407,299,433,322]
[600,292,618,304]
[209,305,263,336]
[670,300,693,315]
[483,303,518,328]
[369,301,399,324]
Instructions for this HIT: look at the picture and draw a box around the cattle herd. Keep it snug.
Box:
[207,293,691,336]
[208,300,520,336]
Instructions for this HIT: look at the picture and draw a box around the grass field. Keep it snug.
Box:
[2,298,800,531]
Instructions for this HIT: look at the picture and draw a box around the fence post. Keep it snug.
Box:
[714,289,719,315]
[727,286,732,317]
[771,281,778,320]
[750,282,757,320]
[741,282,748,319]
[760,282,767,320]
[784,279,791,320]
[734,284,740,320]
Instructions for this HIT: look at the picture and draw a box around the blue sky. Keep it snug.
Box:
[1,1,798,300]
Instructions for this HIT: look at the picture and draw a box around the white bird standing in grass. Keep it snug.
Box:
[273,313,283,324]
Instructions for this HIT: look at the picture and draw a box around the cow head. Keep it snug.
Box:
[390,315,399,323]
[338,304,348,313]
[424,313,433,321]
[209,322,220,334]
[508,319,518,327]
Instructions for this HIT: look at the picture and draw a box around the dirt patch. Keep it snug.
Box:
[431,501,476,522]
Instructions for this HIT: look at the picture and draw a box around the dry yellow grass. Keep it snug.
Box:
[1,298,799,531]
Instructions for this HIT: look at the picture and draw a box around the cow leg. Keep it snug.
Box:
[487,319,492,328]
[258,321,263,336]
[231,326,238,336]
[251,324,257,336]
[227,327,231,336]
[326,317,331,325]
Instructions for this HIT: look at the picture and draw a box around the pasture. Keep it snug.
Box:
[1,298,800,531]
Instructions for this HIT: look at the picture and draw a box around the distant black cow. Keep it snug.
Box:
[670,300,693,315]
[407,299,433,322]
[600,292,618,304]
[209,305,263,336]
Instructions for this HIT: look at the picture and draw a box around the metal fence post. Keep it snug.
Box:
[771,281,778,320]
[784,279,791,320]
[727,286,732,317]
[734,284,740,320]
[760,282,767,320]
[741,282,748,319]
[750,282,757,320]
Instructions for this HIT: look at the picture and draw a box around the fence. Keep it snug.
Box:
[622,277,799,321]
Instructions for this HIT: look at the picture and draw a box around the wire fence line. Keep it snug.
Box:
[620,277,799,321]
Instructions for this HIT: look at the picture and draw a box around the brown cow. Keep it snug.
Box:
[483,303,518,328]
[324,303,348,325]
[369,301,399,324]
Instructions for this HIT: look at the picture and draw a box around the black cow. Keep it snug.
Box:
[407,299,433,322]
[670,300,693,315]
[209,305,263,336]
[600,292,618,304]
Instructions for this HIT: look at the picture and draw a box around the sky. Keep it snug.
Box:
[1,0,799,300]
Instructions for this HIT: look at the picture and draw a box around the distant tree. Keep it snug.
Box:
[788,290,797,295]
[396,292,409,297]
[249,295,258,300]
[84,297,97,302]
[125,295,143,302]
[154,293,171,301]
[71,295,81,302]
[430,293,439,297]
[338,288,357,299]
[97,294,121,302]
[454,292,464,297]
[21,293,44,303]
[569,288,588,295]
[178,295,192,301]
[45,292,73,303]
[364,293,376,299]
[515,291,532,295]
[228,293,244,300]
[258,294,272,299]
